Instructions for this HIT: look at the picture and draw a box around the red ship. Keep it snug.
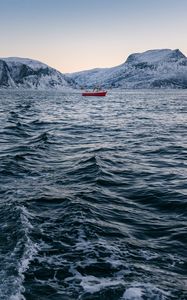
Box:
[82,91,107,97]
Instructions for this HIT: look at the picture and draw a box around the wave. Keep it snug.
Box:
[0,90,186,299]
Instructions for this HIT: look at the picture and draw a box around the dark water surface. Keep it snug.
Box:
[0,90,187,300]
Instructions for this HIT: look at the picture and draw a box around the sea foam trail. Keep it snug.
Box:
[0,204,38,300]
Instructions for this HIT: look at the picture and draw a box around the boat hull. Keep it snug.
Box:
[82,91,107,97]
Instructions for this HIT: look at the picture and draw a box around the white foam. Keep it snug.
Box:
[122,283,170,300]
[69,230,171,298]
[18,206,39,273]
[122,287,143,300]
[80,275,124,293]
[8,206,39,300]
[65,254,125,294]
[10,294,25,300]
[139,249,159,261]
[66,266,124,294]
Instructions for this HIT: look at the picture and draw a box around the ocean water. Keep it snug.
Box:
[0,89,186,300]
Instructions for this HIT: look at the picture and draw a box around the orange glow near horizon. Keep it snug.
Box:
[0,0,187,73]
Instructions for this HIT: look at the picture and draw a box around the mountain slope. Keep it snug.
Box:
[69,49,187,89]
[1,50,187,90]
[0,57,74,90]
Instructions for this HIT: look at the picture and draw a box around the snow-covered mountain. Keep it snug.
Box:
[1,50,187,90]
[0,57,74,90]
[69,49,187,89]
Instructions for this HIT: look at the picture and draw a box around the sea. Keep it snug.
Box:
[0,89,186,300]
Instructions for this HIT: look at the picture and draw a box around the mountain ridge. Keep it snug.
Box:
[69,49,187,89]
[1,49,187,90]
[0,57,74,90]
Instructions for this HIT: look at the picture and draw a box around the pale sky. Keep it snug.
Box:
[0,0,187,73]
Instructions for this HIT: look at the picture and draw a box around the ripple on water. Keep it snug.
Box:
[0,90,186,299]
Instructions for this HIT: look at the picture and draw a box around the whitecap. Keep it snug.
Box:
[122,287,143,300]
